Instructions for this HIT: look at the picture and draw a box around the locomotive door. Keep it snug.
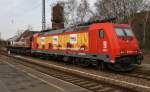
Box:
[97,29,106,53]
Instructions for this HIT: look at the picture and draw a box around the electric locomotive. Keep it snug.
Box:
[31,23,143,71]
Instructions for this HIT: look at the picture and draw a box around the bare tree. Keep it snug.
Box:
[95,0,144,21]
[62,0,78,26]
[77,0,90,23]
[142,1,150,47]
[61,0,95,26]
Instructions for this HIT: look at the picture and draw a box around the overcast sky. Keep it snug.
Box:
[0,0,95,40]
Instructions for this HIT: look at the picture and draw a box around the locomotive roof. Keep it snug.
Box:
[41,26,89,35]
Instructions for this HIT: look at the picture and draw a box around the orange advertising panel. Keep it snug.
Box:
[36,32,89,51]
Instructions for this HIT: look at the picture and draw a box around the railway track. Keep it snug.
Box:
[122,70,150,81]
[2,51,150,82]
[0,53,137,92]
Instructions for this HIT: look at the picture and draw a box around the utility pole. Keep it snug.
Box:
[42,0,46,31]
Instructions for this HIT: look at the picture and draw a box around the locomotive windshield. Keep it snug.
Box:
[115,28,134,37]
[124,28,134,37]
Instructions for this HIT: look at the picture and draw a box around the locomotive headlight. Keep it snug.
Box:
[120,50,126,55]
[136,50,139,53]
[137,49,142,54]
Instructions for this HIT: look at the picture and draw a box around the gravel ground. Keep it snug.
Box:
[143,53,150,64]
[2,54,150,88]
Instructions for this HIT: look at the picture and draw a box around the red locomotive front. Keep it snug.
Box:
[89,23,143,71]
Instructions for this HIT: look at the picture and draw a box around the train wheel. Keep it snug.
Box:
[107,58,137,72]
[107,63,136,72]
[96,61,106,71]
[62,56,73,64]
[77,58,90,67]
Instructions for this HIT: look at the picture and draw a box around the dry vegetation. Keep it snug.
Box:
[0,40,6,51]
[128,11,150,50]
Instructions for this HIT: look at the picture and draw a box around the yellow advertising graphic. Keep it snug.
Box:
[36,32,89,51]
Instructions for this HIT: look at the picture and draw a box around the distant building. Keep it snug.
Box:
[52,3,64,30]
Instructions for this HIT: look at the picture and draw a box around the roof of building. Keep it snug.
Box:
[8,30,39,41]
[7,35,18,41]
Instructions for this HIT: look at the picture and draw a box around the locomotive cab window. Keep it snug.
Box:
[115,28,134,37]
[115,28,125,37]
[99,30,105,38]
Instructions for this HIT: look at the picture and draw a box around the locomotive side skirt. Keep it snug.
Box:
[31,50,111,62]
